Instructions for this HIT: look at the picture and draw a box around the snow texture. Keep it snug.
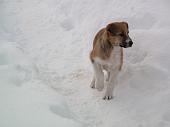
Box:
[0,0,170,127]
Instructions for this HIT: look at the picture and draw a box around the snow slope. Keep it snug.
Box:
[0,0,170,127]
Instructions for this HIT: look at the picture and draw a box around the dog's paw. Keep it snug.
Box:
[103,92,113,100]
[103,95,113,100]
[90,83,95,89]
[90,79,95,89]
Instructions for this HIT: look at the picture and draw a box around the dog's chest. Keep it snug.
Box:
[95,47,121,69]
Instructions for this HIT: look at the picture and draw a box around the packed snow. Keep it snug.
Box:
[0,0,170,127]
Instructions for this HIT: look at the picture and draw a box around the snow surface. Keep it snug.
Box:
[0,0,170,127]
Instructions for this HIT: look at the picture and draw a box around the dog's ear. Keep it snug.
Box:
[100,39,113,58]
[106,23,117,35]
[122,21,129,29]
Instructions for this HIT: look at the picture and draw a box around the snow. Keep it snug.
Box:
[0,42,82,127]
[0,0,170,127]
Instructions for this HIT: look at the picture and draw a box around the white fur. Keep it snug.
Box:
[91,47,121,99]
[95,47,121,66]
[91,62,104,91]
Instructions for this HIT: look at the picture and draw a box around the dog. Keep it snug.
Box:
[90,22,133,100]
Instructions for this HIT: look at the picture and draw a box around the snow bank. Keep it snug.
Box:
[0,42,83,127]
[0,80,82,127]
[1,0,170,127]
[0,42,32,85]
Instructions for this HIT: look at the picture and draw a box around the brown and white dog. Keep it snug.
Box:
[90,22,133,100]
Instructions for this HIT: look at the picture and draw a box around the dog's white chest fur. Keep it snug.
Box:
[94,47,121,69]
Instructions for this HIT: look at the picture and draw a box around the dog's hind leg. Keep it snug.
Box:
[90,76,95,89]
[92,62,104,91]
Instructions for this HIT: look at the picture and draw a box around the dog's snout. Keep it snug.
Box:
[129,41,133,46]
[120,38,133,48]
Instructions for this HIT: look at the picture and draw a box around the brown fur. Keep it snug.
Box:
[90,22,128,70]
[90,28,113,61]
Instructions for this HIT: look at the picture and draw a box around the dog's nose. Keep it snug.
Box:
[129,41,133,46]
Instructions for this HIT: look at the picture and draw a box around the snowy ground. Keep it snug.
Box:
[0,0,170,127]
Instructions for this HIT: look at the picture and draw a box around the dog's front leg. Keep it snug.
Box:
[103,68,119,100]
[106,71,110,82]
[92,63,104,91]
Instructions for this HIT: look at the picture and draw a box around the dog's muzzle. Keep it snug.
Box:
[120,38,133,48]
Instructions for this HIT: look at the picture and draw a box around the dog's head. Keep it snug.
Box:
[106,22,133,48]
